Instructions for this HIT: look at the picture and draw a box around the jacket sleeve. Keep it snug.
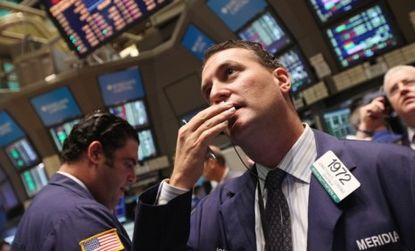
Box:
[132,184,193,251]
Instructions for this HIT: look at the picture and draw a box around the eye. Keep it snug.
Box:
[224,67,235,77]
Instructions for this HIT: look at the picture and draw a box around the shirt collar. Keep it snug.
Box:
[408,127,415,142]
[57,171,90,193]
[256,124,317,184]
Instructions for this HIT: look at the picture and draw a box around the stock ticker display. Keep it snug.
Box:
[308,0,362,23]
[326,4,399,68]
[42,0,171,57]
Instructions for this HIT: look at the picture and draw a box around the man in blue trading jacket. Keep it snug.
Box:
[132,40,415,251]
[12,111,139,251]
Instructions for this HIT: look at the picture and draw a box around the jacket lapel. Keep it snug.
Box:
[307,130,358,251]
[219,170,257,250]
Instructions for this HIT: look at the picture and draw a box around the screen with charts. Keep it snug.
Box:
[41,0,172,58]
[277,48,314,93]
[326,4,400,68]
[5,138,39,170]
[49,119,80,151]
[108,99,149,129]
[238,11,291,55]
[322,107,355,139]
[137,129,157,161]
[308,0,365,23]
[20,163,49,197]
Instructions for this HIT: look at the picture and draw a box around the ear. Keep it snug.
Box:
[273,67,291,94]
[87,141,104,164]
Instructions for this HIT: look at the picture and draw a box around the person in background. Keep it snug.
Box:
[202,145,243,189]
[0,240,10,251]
[12,111,139,251]
[383,65,415,149]
[349,96,402,143]
[132,40,415,251]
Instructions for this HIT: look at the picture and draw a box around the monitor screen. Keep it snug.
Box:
[137,129,157,161]
[0,182,19,210]
[108,99,149,129]
[31,86,82,127]
[5,138,39,170]
[277,48,314,93]
[322,107,355,138]
[41,0,172,58]
[20,163,49,197]
[238,11,291,54]
[308,0,364,23]
[98,67,145,106]
[181,24,216,61]
[0,111,25,147]
[115,196,127,223]
[49,119,80,151]
[207,0,267,31]
[326,4,400,68]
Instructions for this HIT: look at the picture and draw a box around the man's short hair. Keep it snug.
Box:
[202,40,283,71]
[61,111,139,163]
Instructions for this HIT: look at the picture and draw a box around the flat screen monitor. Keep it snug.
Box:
[0,111,25,147]
[181,24,216,61]
[277,48,314,93]
[137,129,157,161]
[238,11,291,54]
[322,107,355,138]
[308,0,365,23]
[326,4,400,68]
[5,138,39,170]
[115,196,127,223]
[31,86,82,127]
[207,0,267,31]
[0,182,19,210]
[41,0,172,58]
[108,100,149,129]
[49,118,80,151]
[20,163,48,197]
[98,67,145,106]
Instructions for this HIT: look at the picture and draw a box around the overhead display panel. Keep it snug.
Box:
[308,0,365,23]
[181,24,216,61]
[207,0,267,31]
[238,11,291,55]
[326,4,401,68]
[0,112,25,147]
[42,0,172,58]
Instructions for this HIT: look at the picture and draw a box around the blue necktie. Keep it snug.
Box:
[265,168,292,251]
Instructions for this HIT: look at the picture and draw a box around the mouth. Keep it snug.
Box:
[402,96,415,106]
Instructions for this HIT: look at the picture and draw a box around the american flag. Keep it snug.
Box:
[80,228,124,251]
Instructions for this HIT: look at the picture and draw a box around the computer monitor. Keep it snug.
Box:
[5,138,39,170]
[97,67,145,106]
[308,0,367,23]
[31,86,82,127]
[238,11,291,54]
[0,111,25,147]
[108,99,149,130]
[207,0,267,31]
[326,4,401,68]
[20,163,49,197]
[41,0,172,58]
[322,107,355,139]
[277,48,314,93]
[137,129,157,161]
[49,119,80,152]
[115,196,127,223]
[181,24,216,61]
[0,182,19,210]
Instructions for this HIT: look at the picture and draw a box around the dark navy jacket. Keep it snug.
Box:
[133,130,415,251]
[12,173,131,251]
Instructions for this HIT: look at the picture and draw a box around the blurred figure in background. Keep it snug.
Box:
[0,240,10,251]
[349,96,402,143]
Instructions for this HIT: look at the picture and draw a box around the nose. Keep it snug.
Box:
[209,82,231,105]
[397,82,410,95]
[127,168,137,184]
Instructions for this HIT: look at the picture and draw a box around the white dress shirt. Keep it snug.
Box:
[407,127,415,150]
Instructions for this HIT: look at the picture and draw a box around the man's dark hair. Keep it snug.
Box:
[61,111,139,164]
[203,40,283,71]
